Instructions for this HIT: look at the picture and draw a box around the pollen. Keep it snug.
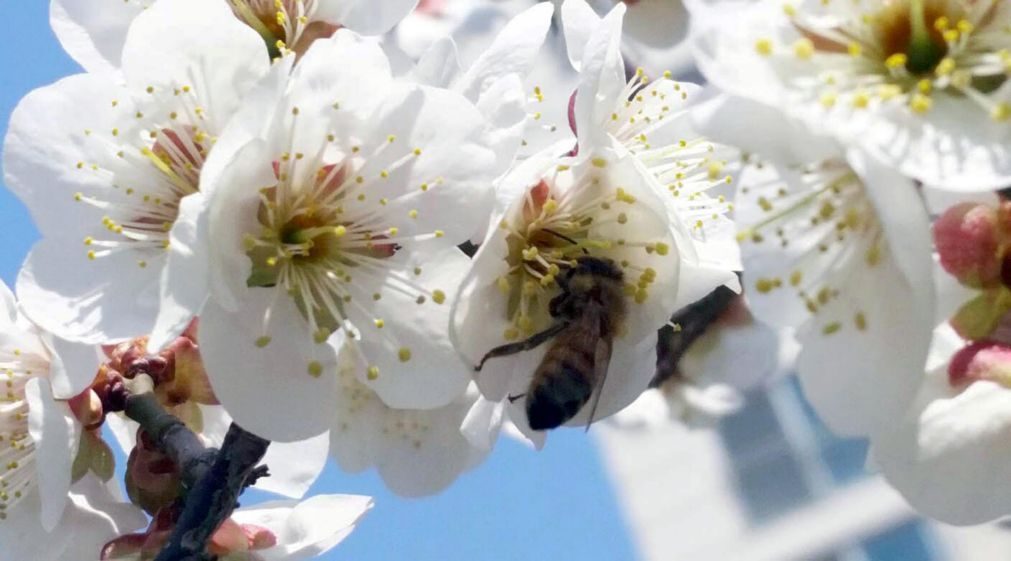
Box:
[398,348,412,362]
[367,366,380,380]
[432,290,446,304]
[308,361,323,378]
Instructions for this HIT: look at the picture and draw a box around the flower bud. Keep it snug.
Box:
[948,340,1011,389]
[934,202,1003,288]
[125,429,182,515]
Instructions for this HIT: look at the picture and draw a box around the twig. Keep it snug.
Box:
[121,376,216,489]
[651,285,738,388]
[154,424,270,561]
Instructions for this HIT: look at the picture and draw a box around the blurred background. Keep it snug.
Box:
[3,1,1010,559]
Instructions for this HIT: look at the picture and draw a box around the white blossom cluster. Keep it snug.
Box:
[2,0,1010,558]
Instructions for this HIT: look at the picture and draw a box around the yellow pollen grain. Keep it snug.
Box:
[793,38,814,59]
[398,348,412,362]
[755,38,774,56]
[432,290,446,304]
[822,322,842,336]
[855,312,867,331]
[367,366,380,380]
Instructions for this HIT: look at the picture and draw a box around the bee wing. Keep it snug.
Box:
[584,307,614,431]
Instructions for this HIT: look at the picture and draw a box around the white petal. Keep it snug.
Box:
[26,377,78,532]
[230,494,373,561]
[331,0,419,35]
[454,1,555,102]
[17,237,161,344]
[205,140,276,312]
[330,383,488,497]
[121,0,269,117]
[148,193,208,351]
[411,37,462,89]
[199,297,339,442]
[573,4,626,147]
[561,0,603,72]
[57,474,148,561]
[347,247,473,410]
[256,433,330,499]
[45,336,102,399]
[0,280,16,324]
[692,93,841,166]
[49,0,146,73]
[872,373,1011,525]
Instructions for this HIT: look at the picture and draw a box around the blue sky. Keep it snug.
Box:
[1,4,638,560]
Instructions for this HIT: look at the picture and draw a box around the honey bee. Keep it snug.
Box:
[476,256,627,431]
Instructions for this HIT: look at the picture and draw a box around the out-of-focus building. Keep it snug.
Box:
[596,377,1011,561]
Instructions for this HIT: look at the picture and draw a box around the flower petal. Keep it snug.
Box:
[328,0,419,35]
[49,0,146,73]
[230,494,373,561]
[199,296,339,442]
[26,377,79,532]
[872,372,1011,525]
[344,247,473,409]
[562,0,604,72]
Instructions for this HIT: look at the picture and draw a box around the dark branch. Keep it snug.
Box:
[121,384,216,489]
[651,285,739,389]
[154,424,270,561]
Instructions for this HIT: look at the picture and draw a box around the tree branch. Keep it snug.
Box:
[154,424,270,561]
[122,376,216,489]
[116,374,272,560]
[651,285,739,388]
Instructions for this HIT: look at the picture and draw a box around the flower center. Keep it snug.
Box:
[245,160,401,339]
[876,0,951,74]
[774,0,1011,119]
[76,87,213,268]
[495,172,664,342]
[230,0,333,57]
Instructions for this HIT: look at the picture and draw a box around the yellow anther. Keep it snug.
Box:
[793,38,814,59]
[755,38,774,56]
[654,242,670,256]
[432,290,446,304]
[367,366,380,380]
[398,348,412,362]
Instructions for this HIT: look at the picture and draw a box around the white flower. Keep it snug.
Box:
[406,1,577,163]
[6,0,270,345]
[451,146,682,442]
[867,325,1011,525]
[158,30,500,442]
[688,0,1011,190]
[329,344,491,497]
[451,0,740,444]
[0,281,146,560]
[51,0,418,71]
[697,95,937,437]
[410,2,556,176]
[562,0,741,306]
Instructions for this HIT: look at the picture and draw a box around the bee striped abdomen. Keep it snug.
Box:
[525,330,599,430]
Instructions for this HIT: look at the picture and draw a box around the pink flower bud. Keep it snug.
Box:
[948,340,1011,389]
[934,202,1003,288]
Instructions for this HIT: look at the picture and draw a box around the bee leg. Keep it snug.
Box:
[507,393,526,403]
[474,321,570,371]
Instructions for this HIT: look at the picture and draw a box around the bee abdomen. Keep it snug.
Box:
[526,350,596,431]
